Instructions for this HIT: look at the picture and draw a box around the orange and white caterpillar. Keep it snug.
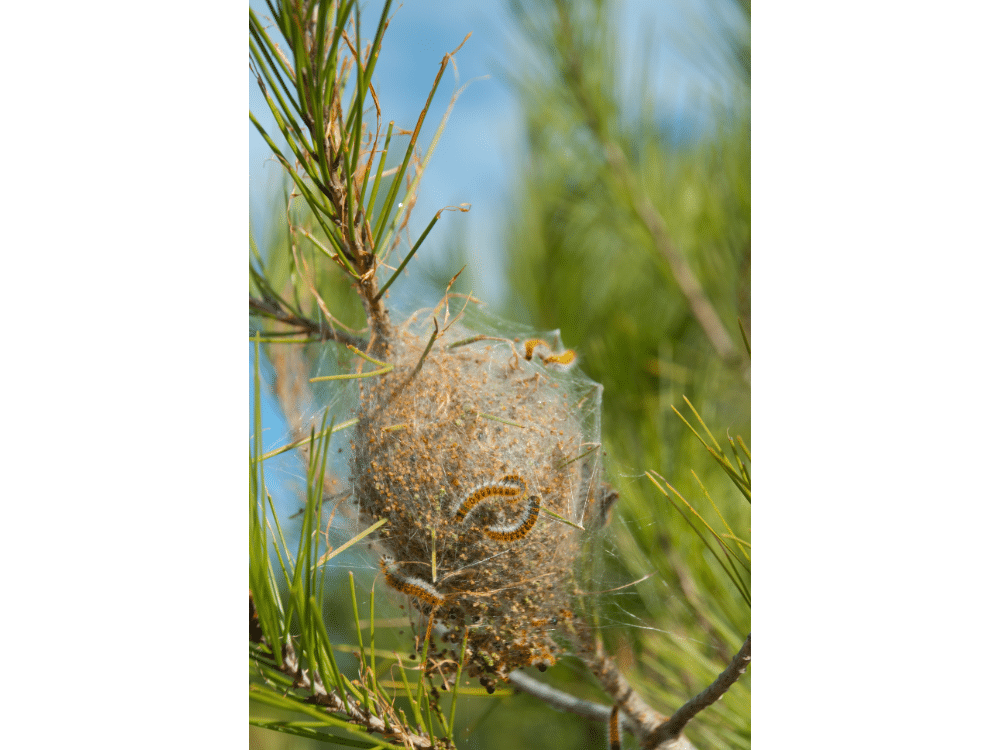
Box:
[523,339,545,360]
[379,555,445,608]
[541,349,576,366]
[453,474,526,522]
[608,704,621,750]
[523,338,576,367]
[482,494,540,542]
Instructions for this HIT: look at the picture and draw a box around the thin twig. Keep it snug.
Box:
[566,613,667,742]
[584,641,666,738]
[644,634,750,748]
[250,295,366,349]
[511,649,697,750]
[508,670,637,733]
[385,316,439,405]
[477,412,525,429]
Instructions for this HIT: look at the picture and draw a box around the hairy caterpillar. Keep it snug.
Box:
[379,555,444,608]
[453,474,526,522]
[608,704,621,750]
[523,338,576,366]
[481,494,540,542]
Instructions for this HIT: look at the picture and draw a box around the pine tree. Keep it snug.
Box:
[250,2,749,747]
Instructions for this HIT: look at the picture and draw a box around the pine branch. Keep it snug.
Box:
[252,637,433,748]
[645,634,751,747]
[508,670,637,732]
[249,294,366,349]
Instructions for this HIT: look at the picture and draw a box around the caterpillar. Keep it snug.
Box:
[523,338,545,360]
[542,349,575,366]
[608,704,621,750]
[481,494,540,542]
[379,555,445,608]
[523,338,576,367]
[453,474,526,522]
